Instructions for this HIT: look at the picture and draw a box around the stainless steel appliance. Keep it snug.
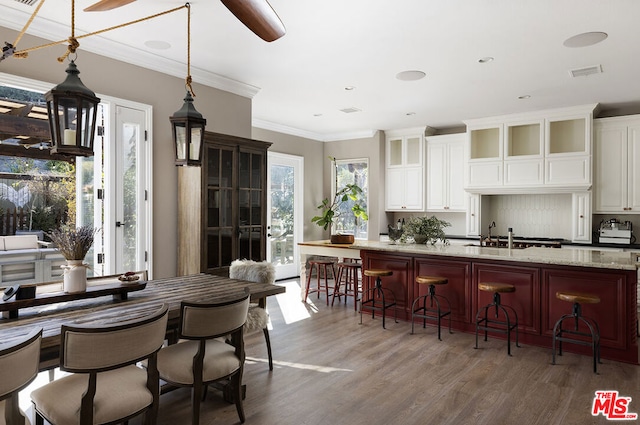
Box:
[599,219,633,244]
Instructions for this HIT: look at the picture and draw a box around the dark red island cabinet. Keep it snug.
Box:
[360,250,638,365]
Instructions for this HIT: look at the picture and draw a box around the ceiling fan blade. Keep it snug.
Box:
[221,0,286,42]
[84,0,137,12]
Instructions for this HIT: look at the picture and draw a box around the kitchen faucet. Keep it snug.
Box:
[487,221,496,243]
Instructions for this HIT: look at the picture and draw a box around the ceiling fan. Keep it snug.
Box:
[83,0,286,42]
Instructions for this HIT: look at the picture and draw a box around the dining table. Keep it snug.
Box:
[0,273,286,371]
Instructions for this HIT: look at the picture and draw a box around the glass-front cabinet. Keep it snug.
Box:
[178,132,271,277]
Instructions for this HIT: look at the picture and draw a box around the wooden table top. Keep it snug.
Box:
[0,273,285,369]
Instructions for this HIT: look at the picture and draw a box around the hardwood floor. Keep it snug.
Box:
[133,278,637,425]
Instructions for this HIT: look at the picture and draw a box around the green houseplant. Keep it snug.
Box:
[311,157,368,243]
[400,216,450,245]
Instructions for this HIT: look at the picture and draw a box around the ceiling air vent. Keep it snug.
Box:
[339,107,362,114]
[14,0,38,5]
[569,65,602,78]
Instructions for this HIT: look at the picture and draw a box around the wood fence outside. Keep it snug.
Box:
[0,207,64,237]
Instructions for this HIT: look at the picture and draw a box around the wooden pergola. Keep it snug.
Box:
[0,98,76,162]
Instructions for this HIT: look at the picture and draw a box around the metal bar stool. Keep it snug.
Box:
[475,282,520,355]
[552,291,601,373]
[410,276,452,340]
[331,261,361,310]
[360,269,398,329]
[304,260,337,305]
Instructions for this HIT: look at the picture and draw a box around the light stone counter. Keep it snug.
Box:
[299,240,640,271]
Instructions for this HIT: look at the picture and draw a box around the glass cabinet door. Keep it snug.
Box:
[205,145,235,271]
[238,150,265,262]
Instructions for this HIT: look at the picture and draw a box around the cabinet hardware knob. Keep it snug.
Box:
[579,215,584,218]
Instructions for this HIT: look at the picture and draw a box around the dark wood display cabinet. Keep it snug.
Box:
[178,131,271,276]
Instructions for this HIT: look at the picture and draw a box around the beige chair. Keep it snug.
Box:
[229,259,276,370]
[31,304,168,425]
[0,328,42,425]
[156,290,250,425]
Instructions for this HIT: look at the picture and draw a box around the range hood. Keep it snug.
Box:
[464,184,592,195]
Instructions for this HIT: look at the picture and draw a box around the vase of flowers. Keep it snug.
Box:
[47,225,97,293]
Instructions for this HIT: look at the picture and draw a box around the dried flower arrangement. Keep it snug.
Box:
[47,225,98,260]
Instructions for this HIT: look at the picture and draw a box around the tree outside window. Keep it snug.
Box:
[333,159,368,239]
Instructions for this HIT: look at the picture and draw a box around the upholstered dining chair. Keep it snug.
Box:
[156,289,250,425]
[30,304,168,425]
[0,327,42,425]
[229,259,276,370]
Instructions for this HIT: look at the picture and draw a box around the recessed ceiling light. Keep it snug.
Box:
[563,32,608,48]
[396,70,426,81]
[344,86,355,91]
[478,57,494,64]
[518,95,531,100]
[144,40,171,50]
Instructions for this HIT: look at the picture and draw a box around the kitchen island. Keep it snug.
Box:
[299,240,639,364]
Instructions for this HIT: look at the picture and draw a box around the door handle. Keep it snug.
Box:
[116,221,125,227]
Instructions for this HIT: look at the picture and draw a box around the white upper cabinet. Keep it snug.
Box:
[464,104,597,193]
[426,133,466,211]
[594,115,640,213]
[385,128,425,211]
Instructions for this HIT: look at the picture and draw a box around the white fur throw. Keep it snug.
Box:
[229,259,276,284]
[229,259,275,331]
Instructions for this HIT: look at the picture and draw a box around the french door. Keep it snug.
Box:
[267,152,303,280]
[85,101,151,276]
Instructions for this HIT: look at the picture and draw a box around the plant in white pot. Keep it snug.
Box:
[400,216,451,245]
[311,157,368,244]
[47,225,97,293]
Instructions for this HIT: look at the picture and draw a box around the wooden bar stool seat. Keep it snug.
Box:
[552,291,601,373]
[360,269,398,329]
[331,262,362,310]
[304,260,337,305]
[475,282,520,355]
[411,276,452,340]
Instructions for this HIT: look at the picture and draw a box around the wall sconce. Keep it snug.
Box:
[45,60,100,157]
[170,90,206,166]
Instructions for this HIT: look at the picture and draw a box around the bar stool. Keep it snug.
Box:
[331,261,361,310]
[304,259,337,305]
[475,282,520,355]
[552,291,601,374]
[360,269,398,329]
[410,276,452,340]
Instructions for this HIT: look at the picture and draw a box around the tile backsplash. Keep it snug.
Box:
[486,194,573,239]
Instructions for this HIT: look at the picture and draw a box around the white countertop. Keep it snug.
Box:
[300,240,640,270]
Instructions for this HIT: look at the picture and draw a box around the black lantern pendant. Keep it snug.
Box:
[45,60,100,157]
[170,91,206,166]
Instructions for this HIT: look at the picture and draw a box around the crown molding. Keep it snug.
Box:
[252,118,377,142]
[0,7,260,99]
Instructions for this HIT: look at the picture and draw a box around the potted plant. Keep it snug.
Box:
[47,224,97,293]
[311,157,368,244]
[400,216,451,245]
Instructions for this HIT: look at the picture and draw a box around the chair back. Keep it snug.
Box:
[229,259,275,284]
[0,327,42,400]
[179,289,250,340]
[60,304,168,373]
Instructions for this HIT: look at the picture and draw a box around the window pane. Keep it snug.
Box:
[334,159,368,239]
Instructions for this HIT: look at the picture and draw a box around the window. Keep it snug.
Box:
[333,158,368,239]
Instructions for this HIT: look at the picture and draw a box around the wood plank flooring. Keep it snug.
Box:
[124,278,638,425]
